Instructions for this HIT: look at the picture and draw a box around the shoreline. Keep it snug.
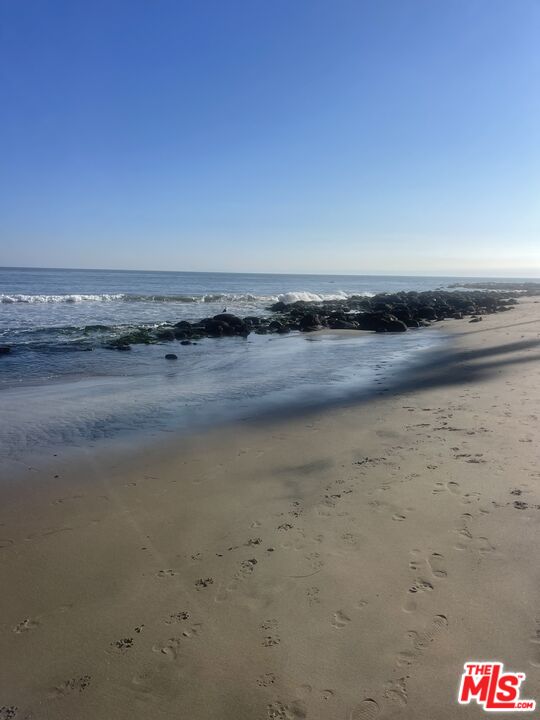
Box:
[1,298,539,719]
[0,324,446,467]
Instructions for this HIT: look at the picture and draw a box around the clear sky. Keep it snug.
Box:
[0,0,539,276]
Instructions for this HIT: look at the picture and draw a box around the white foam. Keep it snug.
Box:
[1,293,125,304]
[276,290,351,304]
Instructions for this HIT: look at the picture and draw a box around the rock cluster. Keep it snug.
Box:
[105,290,516,351]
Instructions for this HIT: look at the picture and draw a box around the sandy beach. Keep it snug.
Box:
[1,298,539,720]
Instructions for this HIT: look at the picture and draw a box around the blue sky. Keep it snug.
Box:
[1,0,539,275]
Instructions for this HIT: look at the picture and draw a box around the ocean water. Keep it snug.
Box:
[0,267,518,459]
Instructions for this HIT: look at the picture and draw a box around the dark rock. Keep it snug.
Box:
[269,301,288,312]
[205,314,249,337]
[328,319,359,330]
[416,305,438,320]
[391,304,413,323]
[356,312,407,332]
[213,313,244,327]
[165,353,178,360]
[0,346,11,355]
[180,340,192,346]
[204,318,227,336]
[372,302,393,313]
[299,313,323,332]
[174,320,192,329]
[155,327,176,341]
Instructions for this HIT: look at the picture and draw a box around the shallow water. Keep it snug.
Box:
[0,330,444,459]
[0,268,517,459]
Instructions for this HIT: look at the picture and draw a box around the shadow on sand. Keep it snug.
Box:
[252,328,540,427]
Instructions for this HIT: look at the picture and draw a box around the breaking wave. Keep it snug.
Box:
[1,290,371,305]
[276,290,350,304]
[1,293,126,304]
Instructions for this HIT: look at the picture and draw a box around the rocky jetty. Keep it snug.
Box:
[106,290,517,350]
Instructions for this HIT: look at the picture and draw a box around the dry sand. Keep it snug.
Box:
[1,298,539,719]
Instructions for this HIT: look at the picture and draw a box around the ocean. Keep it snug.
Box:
[0,267,521,460]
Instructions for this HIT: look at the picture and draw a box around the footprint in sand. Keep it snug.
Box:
[409,549,423,571]
[215,558,257,601]
[341,531,362,546]
[164,611,190,624]
[152,637,182,661]
[305,552,324,570]
[195,577,214,590]
[466,455,487,464]
[396,615,448,667]
[331,610,351,629]
[384,677,408,706]
[180,623,202,639]
[239,558,258,576]
[428,553,448,578]
[280,529,306,551]
[261,619,281,647]
[294,684,335,702]
[454,525,494,555]
[403,579,434,613]
[433,481,460,495]
[257,673,277,687]
[156,569,176,578]
[278,522,294,532]
[49,675,92,698]
[462,491,481,505]
[267,700,307,719]
[13,617,39,633]
[0,708,18,720]
[110,637,134,654]
[349,698,380,719]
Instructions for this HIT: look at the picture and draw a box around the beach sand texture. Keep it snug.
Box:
[1,298,539,719]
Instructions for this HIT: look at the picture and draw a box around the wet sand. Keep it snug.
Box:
[1,298,539,719]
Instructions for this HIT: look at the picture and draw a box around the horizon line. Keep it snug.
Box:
[1,265,540,281]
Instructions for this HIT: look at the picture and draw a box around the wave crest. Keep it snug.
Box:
[276,290,352,304]
[1,293,125,304]
[1,289,372,305]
